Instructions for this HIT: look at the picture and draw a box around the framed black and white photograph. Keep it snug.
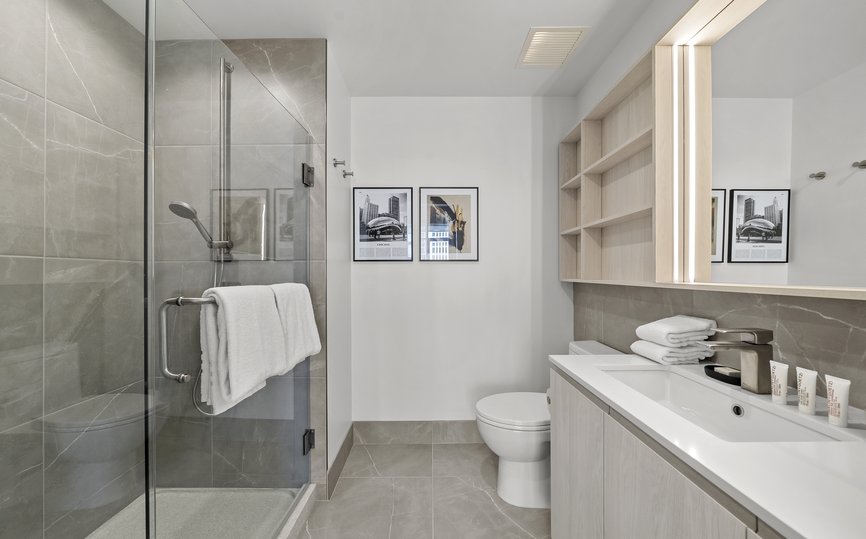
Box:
[212,189,268,261]
[728,189,790,263]
[274,188,295,261]
[353,187,413,261]
[419,187,479,261]
[711,189,726,263]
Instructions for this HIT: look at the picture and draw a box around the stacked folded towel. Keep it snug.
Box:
[630,315,717,365]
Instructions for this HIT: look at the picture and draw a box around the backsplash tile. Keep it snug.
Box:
[574,284,866,408]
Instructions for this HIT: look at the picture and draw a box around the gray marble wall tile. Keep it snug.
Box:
[154,145,215,262]
[0,257,43,432]
[46,0,145,141]
[154,40,214,146]
[574,284,866,408]
[153,416,212,488]
[224,39,326,143]
[0,0,46,96]
[44,258,144,412]
[354,421,434,445]
[45,103,144,261]
[0,421,43,539]
[0,80,45,256]
[310,377,327,484]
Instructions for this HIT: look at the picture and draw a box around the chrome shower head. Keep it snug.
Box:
[169,200,215,247]
[169,201,199,221]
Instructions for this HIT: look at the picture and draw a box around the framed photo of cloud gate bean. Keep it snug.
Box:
[728,189,790,263]
[419,187,479,261]
[353,187,413,261]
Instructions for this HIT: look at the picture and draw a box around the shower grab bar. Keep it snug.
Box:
[218,58,233,254]
[158,296,215,383]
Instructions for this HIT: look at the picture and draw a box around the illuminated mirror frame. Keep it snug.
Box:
[655,0,866,300]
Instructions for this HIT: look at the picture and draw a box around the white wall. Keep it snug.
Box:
[789,62,866,287]
[711,98,792,285]
[326,47,352,465]
[350,97,574,420]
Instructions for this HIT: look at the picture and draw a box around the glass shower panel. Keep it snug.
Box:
[0,0,147,537]
[144,0,314,537]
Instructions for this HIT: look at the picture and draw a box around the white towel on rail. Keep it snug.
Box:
[200,285,287,414]
[270,283,322,372]
[635,315,717,347]
[630,340,714,365]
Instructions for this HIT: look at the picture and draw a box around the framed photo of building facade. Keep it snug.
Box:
[353,187,413,261]
[711,189,726,263]
[728,189,790,263]
[419,187,479,261]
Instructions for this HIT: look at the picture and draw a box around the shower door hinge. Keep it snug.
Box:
[303,429,316,455]
[302,163,315,187]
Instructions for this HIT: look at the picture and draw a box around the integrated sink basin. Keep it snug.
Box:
[601,365,853,443]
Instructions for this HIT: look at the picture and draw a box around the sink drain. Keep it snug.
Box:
[731,404,745,417]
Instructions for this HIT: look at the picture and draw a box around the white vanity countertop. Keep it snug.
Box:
[550,354,866,539]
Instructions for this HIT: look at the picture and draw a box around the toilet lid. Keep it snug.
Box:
[475,392,550,428]
[43,393,161,432]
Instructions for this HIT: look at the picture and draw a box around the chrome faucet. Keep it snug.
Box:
[700,328,774,394]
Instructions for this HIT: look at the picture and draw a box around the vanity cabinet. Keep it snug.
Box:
[550,369,605,538]
[550,368,754,539]
[603,415,746,538]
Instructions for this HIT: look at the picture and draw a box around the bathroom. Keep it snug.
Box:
[1,0,864,537]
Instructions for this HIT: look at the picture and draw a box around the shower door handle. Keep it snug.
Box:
[159,298,193,383]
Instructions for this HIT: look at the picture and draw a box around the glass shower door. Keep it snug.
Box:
[144,0,314,537]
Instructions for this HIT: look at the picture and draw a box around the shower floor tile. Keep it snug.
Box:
[306,443,550,539]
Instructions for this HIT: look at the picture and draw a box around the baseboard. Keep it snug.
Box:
[327,424,354,499]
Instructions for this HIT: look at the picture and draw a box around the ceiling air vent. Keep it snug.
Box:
[518,26,590,67]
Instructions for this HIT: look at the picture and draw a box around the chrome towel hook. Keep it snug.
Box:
[332,158,346,168]
[343,170,354,179]
[809,171,827,180]
[852,160,866,169]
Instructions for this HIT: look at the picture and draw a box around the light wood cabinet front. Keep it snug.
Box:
[550,370,605,539]
[603,415,747,539]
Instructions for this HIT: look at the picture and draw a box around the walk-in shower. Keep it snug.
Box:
[0,0,322,536]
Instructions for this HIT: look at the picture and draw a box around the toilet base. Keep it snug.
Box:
[496,455,550,509]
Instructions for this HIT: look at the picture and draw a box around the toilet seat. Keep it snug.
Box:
[475,392,550,431]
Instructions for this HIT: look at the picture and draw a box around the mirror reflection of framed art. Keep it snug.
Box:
[727,189,790,264]
[711,189,725,263]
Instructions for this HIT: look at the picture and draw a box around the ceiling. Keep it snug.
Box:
[713,0,866,99]
[175,0,655,97]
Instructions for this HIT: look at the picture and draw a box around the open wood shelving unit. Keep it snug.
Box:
[558,52,656,283]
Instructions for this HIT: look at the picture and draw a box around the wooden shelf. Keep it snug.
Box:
[560,225,583,236]
[582,127,653,175]
[560,173,582,190]
[582,206,652,230]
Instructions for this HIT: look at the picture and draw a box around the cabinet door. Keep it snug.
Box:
[550,370,605,539]
[604,415,746,539]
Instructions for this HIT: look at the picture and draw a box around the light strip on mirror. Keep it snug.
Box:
[687,45,697,283]
[672,46,680,282]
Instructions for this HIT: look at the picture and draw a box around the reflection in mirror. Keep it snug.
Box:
[710,0,866,287]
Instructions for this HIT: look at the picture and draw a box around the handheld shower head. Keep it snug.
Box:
[168,201,224,248]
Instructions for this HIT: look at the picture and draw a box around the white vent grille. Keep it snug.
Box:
[518,26,589,67]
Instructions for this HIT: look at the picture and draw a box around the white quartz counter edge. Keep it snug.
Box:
[549,354,866,539]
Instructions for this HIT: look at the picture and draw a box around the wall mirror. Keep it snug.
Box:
[662,0,866,297]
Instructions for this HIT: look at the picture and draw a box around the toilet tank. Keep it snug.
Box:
[568,340,622,355]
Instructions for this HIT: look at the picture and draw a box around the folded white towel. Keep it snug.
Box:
[635,315,717,348]
[270,283,322,372]
[200,286,288,414]
[630,340,715,365]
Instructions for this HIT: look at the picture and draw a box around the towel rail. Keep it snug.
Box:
[159,296,215,383]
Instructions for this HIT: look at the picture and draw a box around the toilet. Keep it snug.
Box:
[476,340,622,509]
[39,342,166,511]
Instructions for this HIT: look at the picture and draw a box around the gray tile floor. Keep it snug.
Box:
[303,435,551,538]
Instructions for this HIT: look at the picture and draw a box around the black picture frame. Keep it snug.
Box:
[352,187,413,262]
[727,189,790,263]
[418,187,479,262]
[711,189,726,263]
